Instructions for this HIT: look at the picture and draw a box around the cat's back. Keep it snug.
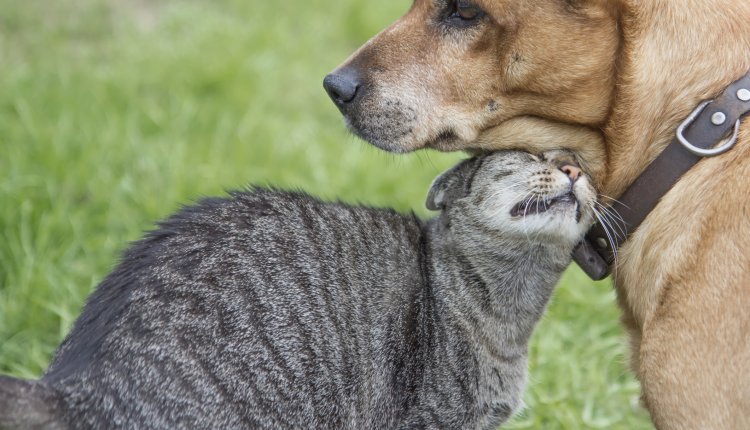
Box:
[43,188,425,429]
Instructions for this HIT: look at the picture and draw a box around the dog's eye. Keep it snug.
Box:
[449,1,484,22]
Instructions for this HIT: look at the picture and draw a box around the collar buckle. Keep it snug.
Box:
[676,100,740,157]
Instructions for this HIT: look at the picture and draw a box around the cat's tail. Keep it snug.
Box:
[0,375,64,430]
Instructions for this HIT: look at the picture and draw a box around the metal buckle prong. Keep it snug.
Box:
[676,100,739,157]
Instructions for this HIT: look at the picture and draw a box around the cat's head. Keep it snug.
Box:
[426,150,597,247]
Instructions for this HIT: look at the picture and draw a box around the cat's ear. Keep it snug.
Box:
[426,156,484,211]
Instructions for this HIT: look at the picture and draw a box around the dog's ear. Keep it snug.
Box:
[426,156,484,211]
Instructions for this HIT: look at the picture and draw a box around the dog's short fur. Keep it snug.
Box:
[326,1,750,428]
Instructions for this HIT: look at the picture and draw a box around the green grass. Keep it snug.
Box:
[0,0,652,428]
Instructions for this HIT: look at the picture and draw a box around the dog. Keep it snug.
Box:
[323,1,750,429]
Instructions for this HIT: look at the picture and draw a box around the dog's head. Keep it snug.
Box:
[324,0,619,153]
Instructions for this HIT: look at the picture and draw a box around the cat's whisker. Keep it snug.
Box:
[595,201,624,221]
[532,193,545,243]
[485,185,531,220]
[594,206,621,245]
[591,207,611,248]
[594,202,627,240]
[598,194,630,210]
[591,204,619,263]
[594,202,625,238]
[520,189,537,244]
[483,181,525,199]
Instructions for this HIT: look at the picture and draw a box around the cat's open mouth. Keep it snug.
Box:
[510,192,581,221]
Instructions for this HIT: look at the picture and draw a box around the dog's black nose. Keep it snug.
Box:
[323,68,361,107]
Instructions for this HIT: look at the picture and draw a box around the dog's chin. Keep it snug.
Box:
[343,105,485,153]
[343,113,424,154]
[349,124,470,154]
[345,122,414,153]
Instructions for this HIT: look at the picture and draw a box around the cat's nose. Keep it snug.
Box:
[559,163,582,182]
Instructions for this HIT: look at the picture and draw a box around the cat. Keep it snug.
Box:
[0,149,596,430]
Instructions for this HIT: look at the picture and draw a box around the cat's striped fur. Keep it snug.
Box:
[0,150,596,429]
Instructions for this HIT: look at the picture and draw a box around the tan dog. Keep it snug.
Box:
[324,1,750,429]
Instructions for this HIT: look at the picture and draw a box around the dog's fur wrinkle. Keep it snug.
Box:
[328,1,750,428]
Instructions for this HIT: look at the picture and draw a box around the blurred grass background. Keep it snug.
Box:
[0,0,652,428]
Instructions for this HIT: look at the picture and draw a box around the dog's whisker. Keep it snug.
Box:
[421,152,440,173]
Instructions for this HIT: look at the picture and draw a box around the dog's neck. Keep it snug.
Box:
[602,1,750,198]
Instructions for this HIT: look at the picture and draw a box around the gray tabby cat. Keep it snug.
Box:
[0,149,596,430]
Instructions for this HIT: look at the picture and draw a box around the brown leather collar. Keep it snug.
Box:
[573,71,750,280]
